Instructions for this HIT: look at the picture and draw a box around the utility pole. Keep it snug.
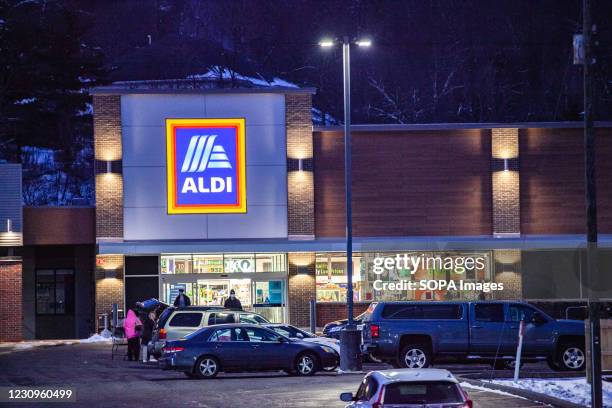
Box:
[583,0,602,406]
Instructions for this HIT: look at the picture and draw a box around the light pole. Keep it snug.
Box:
[320,36,371,372]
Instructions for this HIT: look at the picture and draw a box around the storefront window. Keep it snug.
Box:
[316,254,364,302]
[161,254,192,274]
[224,254,256,273]
[161,253,287,274]
[193,254,223,273]
[316,252,493,302]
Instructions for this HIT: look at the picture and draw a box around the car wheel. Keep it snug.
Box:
[399,344,431,369]
[194,356,220,379]
[295,353,318,376]
[556,343,586,371]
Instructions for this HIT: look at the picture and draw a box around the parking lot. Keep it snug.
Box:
[0,343,554,408]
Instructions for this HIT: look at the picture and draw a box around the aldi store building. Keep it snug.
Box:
[89,80,612,330]
[3,79,612,341]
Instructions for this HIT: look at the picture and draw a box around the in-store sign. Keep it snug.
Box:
[166,118,246,214]
[225,259,255,273]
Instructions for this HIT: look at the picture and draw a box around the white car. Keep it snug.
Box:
[340,369,473,408]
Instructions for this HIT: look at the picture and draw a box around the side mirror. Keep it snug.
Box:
[277,336,287,343]
[339,392,355,402]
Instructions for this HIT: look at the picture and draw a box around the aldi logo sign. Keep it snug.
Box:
[166,118,246,214]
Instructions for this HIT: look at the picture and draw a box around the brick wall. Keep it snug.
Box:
[491,128,520,235]
[93,95,123,239]
[285,94,314,237]
[316,302,371,327]
[95,255,124,320]
[287,253,316,327]
[492,249,522,299]
[0,261,23,341]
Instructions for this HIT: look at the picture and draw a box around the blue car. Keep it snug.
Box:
[160,323,338,378]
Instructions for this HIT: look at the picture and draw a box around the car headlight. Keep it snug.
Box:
[320,346,335,354]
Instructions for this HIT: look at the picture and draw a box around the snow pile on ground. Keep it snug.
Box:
[488,378,612,407]
[459,382,526,399]
[79,334,112,343]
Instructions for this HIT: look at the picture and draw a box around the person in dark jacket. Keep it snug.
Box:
[173,288,191,307]
[139,312,155,361]
[223,289,243,310]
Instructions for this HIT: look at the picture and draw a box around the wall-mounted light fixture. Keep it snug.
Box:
[104,269,117,279]
[503,159,509,172]
[298,158,304,172]
[106,161,112,174]
[6,219,11,232]
[297,265,309,274]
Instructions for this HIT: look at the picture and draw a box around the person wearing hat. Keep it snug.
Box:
[173,288,191,307]
[223,289,243,310]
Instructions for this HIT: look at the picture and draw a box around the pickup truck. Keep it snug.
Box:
[361,301,585,371]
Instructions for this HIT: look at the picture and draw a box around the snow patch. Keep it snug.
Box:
[459,382,526,400]
[187,66,299,89]
[79,334,112,343]
[487,378,612,407]
[14,97,37,105]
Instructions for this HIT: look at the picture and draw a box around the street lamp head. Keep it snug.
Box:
[319,39,335,48]
[355,39,372,47]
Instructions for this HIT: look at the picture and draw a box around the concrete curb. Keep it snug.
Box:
[458,377,586,408]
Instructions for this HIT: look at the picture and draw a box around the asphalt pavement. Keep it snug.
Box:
[0,343,552,408]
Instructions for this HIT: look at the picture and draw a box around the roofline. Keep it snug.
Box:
[314,121,612,132]
[90,79,316,95]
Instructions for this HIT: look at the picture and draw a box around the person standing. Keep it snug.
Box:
[223,289,243,310]
[140,311,155,362]
[124,309,142,361]
[173,288,191,307]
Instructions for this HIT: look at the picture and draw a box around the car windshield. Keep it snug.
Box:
[383,381,463,404]
[239,313,270,324]
[270,326,314,339]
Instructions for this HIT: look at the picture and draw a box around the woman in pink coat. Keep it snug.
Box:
[124,309,142,361]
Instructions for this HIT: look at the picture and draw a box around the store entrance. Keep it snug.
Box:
[160,275,286,323]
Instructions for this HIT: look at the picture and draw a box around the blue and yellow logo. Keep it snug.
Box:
[166,118,246,214]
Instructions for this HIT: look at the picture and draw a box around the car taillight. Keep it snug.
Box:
[457,388,473,408]
[372,385,384,408]
[162,346,184,353]
[159,328,167,340]
[370,324,379,338]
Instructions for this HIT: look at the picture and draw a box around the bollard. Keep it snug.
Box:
[112,303,119,329]
[513,320,525,381]
[309,299,317,334]
[100,313,112,338]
